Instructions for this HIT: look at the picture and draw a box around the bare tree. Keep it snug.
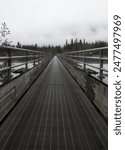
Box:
[0,22,12,82]
[0,22,12,46]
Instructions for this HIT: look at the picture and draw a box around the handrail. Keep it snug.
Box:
[0,46,46,54]
[60,47,108,84]
[0,46,52,85]
[63,46,108,54]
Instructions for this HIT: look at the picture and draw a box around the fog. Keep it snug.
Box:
[0,0,107,46]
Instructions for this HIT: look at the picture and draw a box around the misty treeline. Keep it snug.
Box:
[0,22,107,54]
[16,38,108,54]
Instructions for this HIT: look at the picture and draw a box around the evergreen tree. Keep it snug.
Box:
[17,41,21,48]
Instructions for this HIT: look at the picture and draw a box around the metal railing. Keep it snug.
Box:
[60,47,108,84]
[0,46,52,85]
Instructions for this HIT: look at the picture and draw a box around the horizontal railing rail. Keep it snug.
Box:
[60,47,108,84]
[0,46,52,85]
[63,46,108,54]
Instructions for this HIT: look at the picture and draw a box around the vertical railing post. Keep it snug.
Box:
[99,49,103,81]
[8,48,11,81]
[25,51,28,70]
[38,53,40,65]
[75,53,77,63]
[82,52,84,70]
[40,53,42,64]
[33,52,35,67]
[83,51,86,71]
[77,52,80,67]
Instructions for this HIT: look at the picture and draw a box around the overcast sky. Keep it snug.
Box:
[0,0,107,46]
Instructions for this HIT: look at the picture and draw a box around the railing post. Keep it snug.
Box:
[99,49,103,81]
[38,53,40,65]
[33,52,35,67]
[25,51,28,70]
[83,51,86,71]
[40,53,42,64]
[8,48,11,81]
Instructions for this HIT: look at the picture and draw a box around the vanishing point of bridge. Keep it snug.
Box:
[0,47,108,150]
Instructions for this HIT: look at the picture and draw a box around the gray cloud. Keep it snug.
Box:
[0,0,107,46]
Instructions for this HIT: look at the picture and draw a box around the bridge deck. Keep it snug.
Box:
[0,56,108,150]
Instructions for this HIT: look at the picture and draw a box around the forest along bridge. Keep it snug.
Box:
[0,46,108,150]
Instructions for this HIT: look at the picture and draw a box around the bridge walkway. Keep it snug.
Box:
[0,56,108,150]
